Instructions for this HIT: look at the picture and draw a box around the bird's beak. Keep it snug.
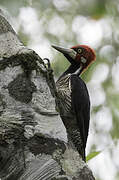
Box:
[52,45,77,60]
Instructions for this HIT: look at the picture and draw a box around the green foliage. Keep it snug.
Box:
[86,151,101,162]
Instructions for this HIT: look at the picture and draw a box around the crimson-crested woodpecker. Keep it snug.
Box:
[52,44,96,161]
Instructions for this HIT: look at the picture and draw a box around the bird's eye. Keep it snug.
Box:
[77,48,82,54]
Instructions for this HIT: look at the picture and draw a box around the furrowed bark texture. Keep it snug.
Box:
[0,10,95,180]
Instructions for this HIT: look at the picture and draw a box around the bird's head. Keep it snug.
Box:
[52,44,96,74]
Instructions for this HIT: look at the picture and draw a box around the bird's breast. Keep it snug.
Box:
[56,74,73,116]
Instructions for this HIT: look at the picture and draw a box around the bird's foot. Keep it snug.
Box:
[43,58,53,77]
[37,58,53,78]
[42,58,57,98]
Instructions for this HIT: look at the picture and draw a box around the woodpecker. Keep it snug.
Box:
[52,44,96,161]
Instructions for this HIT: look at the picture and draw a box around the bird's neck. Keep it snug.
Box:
[58,65,81,81]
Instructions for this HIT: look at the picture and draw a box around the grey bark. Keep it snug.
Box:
[0,9,95,180]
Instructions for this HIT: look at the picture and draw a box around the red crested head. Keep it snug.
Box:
[71,45,96,71]
[52,44,96,74]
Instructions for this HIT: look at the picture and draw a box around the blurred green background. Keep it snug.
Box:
[1,0,119,179]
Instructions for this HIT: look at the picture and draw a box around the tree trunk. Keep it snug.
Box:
[0,9,95,180]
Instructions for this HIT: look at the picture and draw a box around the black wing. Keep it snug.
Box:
[70,74,90,150]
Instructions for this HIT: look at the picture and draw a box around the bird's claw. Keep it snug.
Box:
[42,58,54,80]
[42,58,57,98]
[43,58,53,72]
